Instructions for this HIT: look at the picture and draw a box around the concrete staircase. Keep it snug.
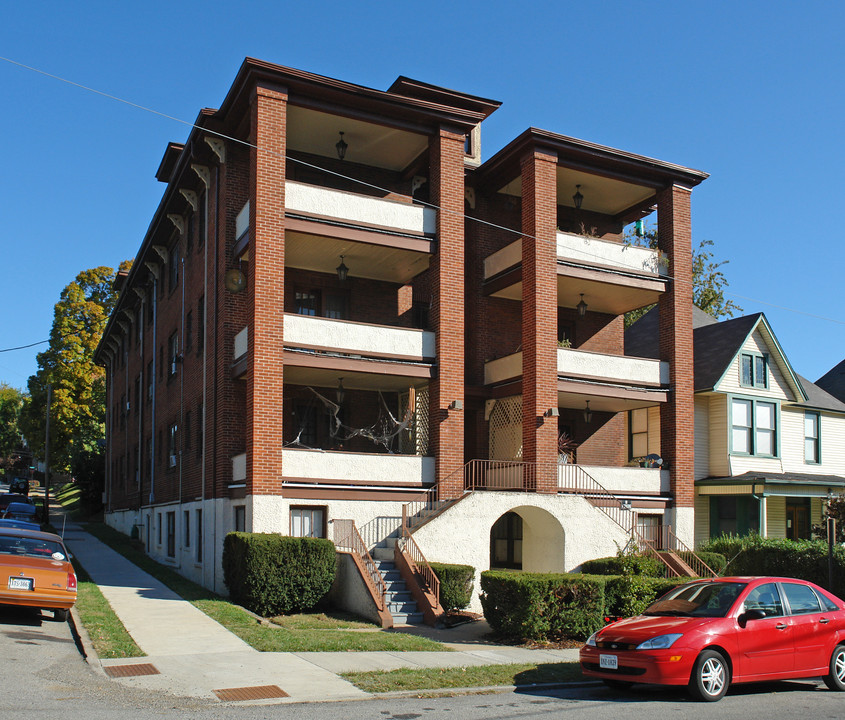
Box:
[371,539,424,625]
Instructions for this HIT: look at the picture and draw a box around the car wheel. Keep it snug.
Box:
[688,649,729,702]
[824,645,845,691]
[52,608,69,622]
[602,679,633,690]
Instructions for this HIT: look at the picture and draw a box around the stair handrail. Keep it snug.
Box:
[399,506,440,608]
[666,526,718,578]
[333,518,387,610]
[557,462,635,535]
[357,515,402,551]
[630,528,681,578]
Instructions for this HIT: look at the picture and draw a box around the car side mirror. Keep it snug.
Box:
[738,608,767,627]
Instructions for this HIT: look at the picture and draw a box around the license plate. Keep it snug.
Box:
[600,654,618,670]
[8,577,33,591]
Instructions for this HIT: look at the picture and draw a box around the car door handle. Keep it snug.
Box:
[820,618,831,624]
[776,623,788,630]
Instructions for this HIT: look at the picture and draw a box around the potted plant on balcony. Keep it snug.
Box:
[558,432,579,464]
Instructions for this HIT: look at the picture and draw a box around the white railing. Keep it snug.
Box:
[484,349,668,387]
[234,327,248,360]
[284,314,435,360]
[282,449,434,485]
[556,232,666,276]
[286,181,435,235]
[557,347,668,386]
[483,234,666,281]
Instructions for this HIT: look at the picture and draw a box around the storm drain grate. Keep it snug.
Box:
[213,685,289,702]
[104,663,160,678]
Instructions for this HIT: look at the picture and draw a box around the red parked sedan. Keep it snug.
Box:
[580,576,845,701]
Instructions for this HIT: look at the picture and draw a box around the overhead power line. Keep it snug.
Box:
[1,55,841,336]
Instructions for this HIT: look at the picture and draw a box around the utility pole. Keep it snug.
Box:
[43,384,51,527]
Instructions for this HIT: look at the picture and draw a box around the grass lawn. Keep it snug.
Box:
[72,562,144,658]
[54,483,82,518]
[80,522,447,653]
[342,662,584,693]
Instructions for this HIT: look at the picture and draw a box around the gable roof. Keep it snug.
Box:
[797,373,845,413]
[817,359,845,405]
[625,307,811,401]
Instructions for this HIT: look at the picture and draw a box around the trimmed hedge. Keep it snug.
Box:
[579,554,664,577]
[580,552,727,578]
[222,532,336,616]
[480,571,605,640]
[430,562,474,612]
[700,534,845,597]
[480,571,687,641]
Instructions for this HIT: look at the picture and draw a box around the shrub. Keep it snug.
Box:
[480,571,606,641]
[700,534,845,598]
[579,554,664,578]
[430,562,474,612]
[222,532,336,616]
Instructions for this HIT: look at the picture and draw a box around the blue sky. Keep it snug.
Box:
[1,1,843,390]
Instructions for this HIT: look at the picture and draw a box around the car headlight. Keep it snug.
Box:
[636,633,683,650]
[585,631,599,647]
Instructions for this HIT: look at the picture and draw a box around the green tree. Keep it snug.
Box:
[624,229,741,327]
[813,493,845,543]
[0,384,29,472]
[21,263,131,477]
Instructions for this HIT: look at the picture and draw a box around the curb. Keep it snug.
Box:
[368,679,602,699]
[69,604,106,675]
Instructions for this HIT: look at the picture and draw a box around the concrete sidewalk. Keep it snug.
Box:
[62,522,580,705]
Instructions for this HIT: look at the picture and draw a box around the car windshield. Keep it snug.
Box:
[0,536,67,561]
[643,581,746,618]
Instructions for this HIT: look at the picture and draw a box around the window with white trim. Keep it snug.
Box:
[290,506,326,538]
[731,398,777,456]
[740,353,768,389]
[804,411,820,464]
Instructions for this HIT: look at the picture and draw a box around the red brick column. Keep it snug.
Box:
[657,184,694,508]
[520,149,559,492]
[247,83,287,496]
[429,126,466,499]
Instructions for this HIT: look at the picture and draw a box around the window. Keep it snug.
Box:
[168,423,178,469]
[805,412,820,464]
[295,289,320,316]
[185,311,193,352]
[196,509,203,562]
[184,510,190,548]
[234,505,246,532]
[782,582,821,615]
[731,398,777,456]
[324,291,349,320]
[147,360,154,403]
[187,212,194,253]
[629,408,649,459]
[168,332,179,377]
[169,244,179,292]
[198,191,207,248]
[157,513,162,545]
[744,582,783,617]
[134,375,141,416]
[196,402,203,458]
[740,353,768,389]
[412,301,429,330]
[294,403,318,447]
[709,496,760,537]
[290,506,326,538]
[197,295,205,354]
[159,345,164,381]
[166,512,175,558]
[133,444,139,484]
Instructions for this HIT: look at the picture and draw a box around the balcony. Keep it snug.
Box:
[286,181,435,236]
[484,348,667,387]
[282,448,434,486]
[284,314,435,361]
[483,232,667,315]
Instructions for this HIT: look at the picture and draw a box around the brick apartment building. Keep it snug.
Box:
[95,59,708,614]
